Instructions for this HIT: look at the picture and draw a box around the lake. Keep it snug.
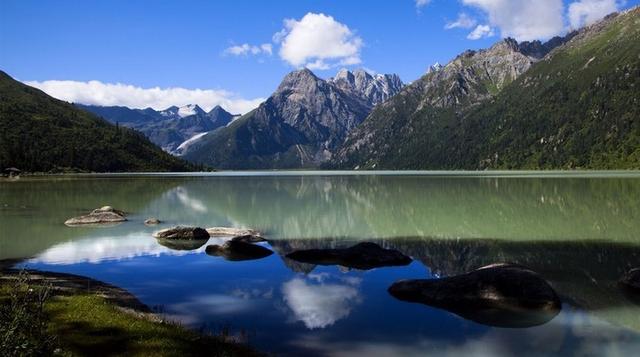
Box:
[1,172,640,356]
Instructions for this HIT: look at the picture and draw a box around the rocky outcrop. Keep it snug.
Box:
[64,206,127,226]
[152,226,210,240]
[388,263,561,328]
[286,242,412,270]
[329,69,404,107]
[205,241,273,261]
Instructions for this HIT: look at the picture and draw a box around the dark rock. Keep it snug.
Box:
[65,206,127,226]
[157,238,208,251]
[231,235,267,244]
[388,263,561,328]
[206,241,273,261]
[286,242,412,270]
[144,217,161,225]
[620,268,640,291]
[153,226,209,240]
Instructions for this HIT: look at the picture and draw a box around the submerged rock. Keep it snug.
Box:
[230,235,267,244]
[144,217,161,226]
[64,206,127,226]
[153,226,209,240]
[206,227,260,237]
[206,241,273,261]
[157,238,208,251]
[620,268,640,291]
[286,242,412,270]
[388,263,561,328]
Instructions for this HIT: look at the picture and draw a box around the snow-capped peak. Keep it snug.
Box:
[177,104,203,118]
[427,62,443,74]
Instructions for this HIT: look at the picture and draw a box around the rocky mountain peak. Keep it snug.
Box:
[329,68,404,106]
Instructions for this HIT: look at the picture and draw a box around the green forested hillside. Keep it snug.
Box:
[332,8,640,170]
[0,71,192,172]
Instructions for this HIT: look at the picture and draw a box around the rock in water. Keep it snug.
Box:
[157,238,208,251]
[206,241,273,261]
[230,235,267,244]
[286,242,412,270]
[388,263,561,328]
[620,268,640,291]
[144,217,161,226]
[65,206,127,226]
[153,226,209,240]
[206,227,260,237]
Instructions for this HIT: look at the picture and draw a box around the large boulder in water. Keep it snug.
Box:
[64,206,127,226]
[620,268,640,291]
[286,242,412,270]
[388,263,561,328]
[206,241,273,261]
[153,226,209,240]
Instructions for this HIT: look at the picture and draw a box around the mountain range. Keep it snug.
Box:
[0,71,192,172]
[181,69,404,169]
[1,7,638,172]
[77,103,239,155]
[331,7,639,170]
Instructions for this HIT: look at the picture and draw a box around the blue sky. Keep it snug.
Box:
[1,0,637,113]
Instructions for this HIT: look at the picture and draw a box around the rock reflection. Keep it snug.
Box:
[156,238,209,251]
[282,276,361,329]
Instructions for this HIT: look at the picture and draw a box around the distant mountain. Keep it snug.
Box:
[78,104,238,154]
[0,71,192,173]
[182,68,404,169]
[331,8,639,170]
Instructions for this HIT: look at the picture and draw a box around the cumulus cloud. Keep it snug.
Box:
[467,24,495,39]
[224,43,272,56]
[282,277,361,329]
[415,0,432,8]
[276,12,363,70]
[568,0,620,29]
[24,79,264,115]
[445,13,478,29]
[462,0,565,41]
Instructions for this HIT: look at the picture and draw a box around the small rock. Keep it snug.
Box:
[157,238,208,251]
[286,242,412,270]
[206,241,273,261]
[206,227,260,237]
[144,218,161,226]
[620,268,640,291]
[65,206,127,226]
[388,263,561,328]
[230,235,267,244]
[153,226,209,240]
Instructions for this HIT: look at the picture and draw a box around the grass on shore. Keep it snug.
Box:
[1,273,260,356]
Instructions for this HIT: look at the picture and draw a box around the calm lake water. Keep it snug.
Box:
[1,172,640,356]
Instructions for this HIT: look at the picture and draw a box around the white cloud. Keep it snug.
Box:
[276,13,363,70]
[415,0,432,8]
[282,277,361,329]
[445,13,478,29]
[224,43,273,57]
[462,0,565,41]
[467,24,495,39]
[24,79,264,115]
[568,0,620,29]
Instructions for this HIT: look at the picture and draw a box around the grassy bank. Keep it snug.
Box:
[0,270,260,356]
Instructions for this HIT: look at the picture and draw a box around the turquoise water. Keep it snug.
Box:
[1,172,640,356]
